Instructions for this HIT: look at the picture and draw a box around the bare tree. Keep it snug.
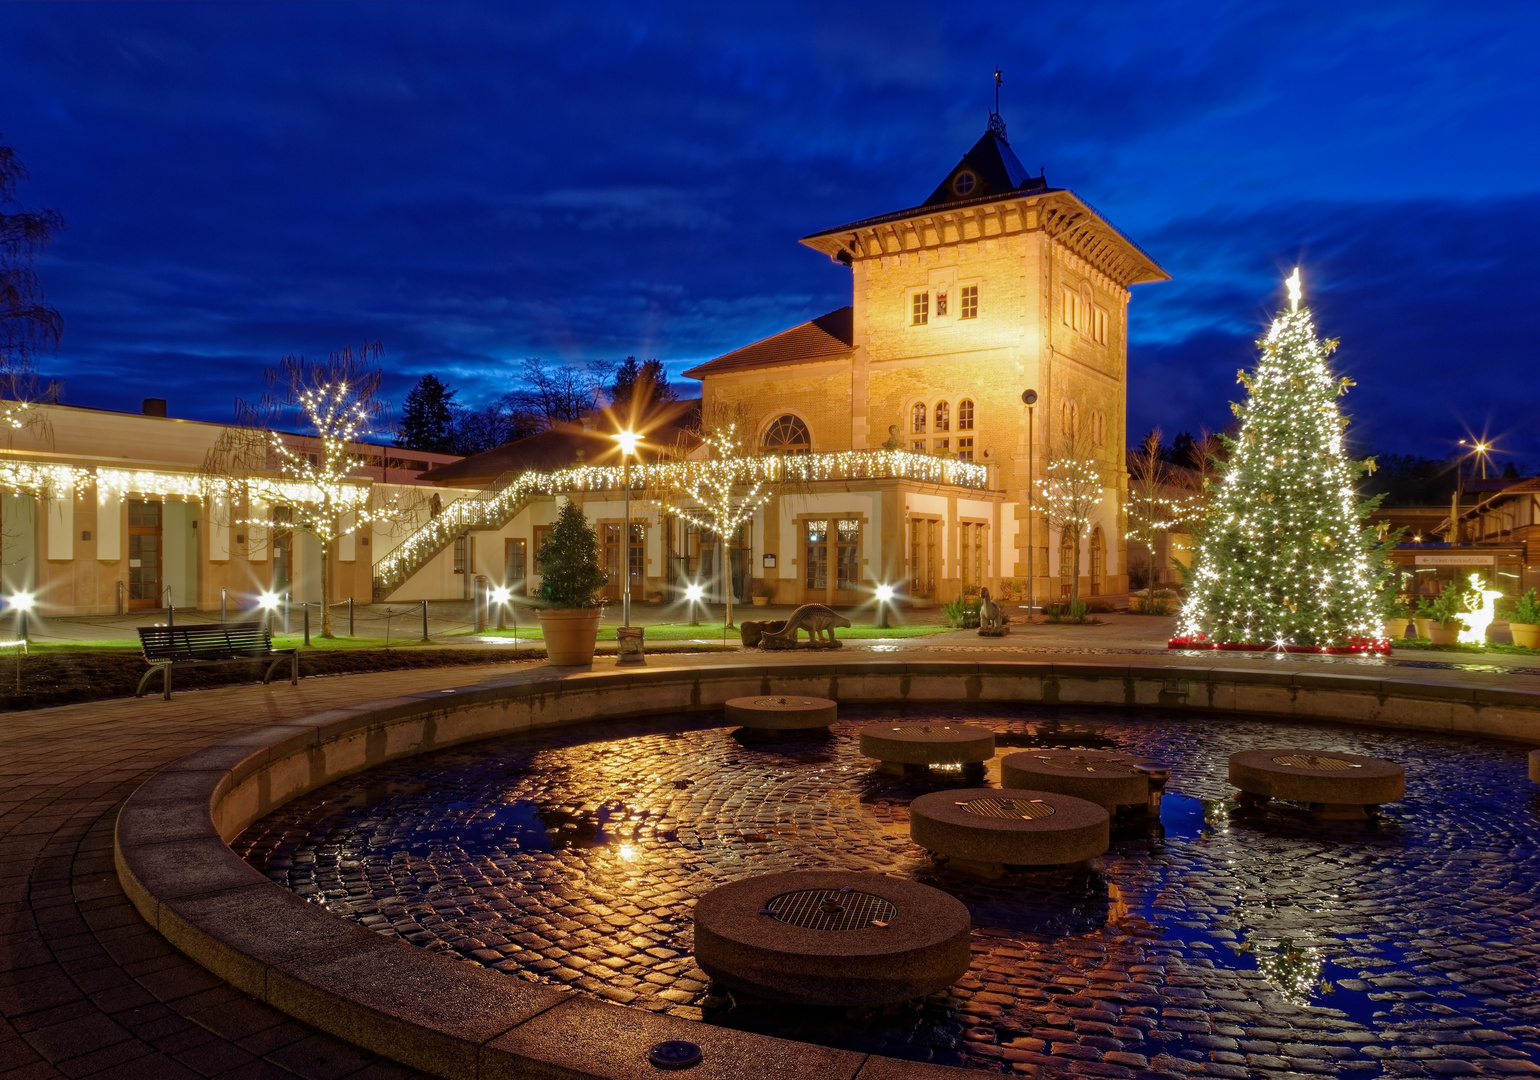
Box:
[1126,427,1194,599]
[1034,427,1104,605]
[509,357,601,430]
[650,403,770,628]
[1,136,64,393]
[205,342,417,637]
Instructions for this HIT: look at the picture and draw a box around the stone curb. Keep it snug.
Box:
[114,658,1540,1079]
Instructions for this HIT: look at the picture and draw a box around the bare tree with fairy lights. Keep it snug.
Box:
[1034,426,1105,606]
[651,405,771,628]
[1126,427,1194,602]
[1175,270,1393,649]
[205,342,419,637]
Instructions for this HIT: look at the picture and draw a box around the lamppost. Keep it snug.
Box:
[257,590,281,635]
[612,429,640,628]
[1451,439,1493,543]
[9,590,34,642]
[875,583,893,630]
[1021,389,1038,619]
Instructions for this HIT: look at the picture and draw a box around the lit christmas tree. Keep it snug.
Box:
[1174,269,1391,651]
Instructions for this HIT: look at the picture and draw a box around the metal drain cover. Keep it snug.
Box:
[765,888,897,931]
[1271,754,1359,770]
[889,725,955,734]
[958,797,1056,821]
[753,697,814,707]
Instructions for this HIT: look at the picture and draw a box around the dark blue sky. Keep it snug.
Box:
[2,1,1537,464]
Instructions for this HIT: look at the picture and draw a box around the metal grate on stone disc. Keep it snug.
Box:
[888,725,956,734]
[958,797,1056,821]
[753,698,814,707]
[764,888,897,931]
[1271,754,1359,770]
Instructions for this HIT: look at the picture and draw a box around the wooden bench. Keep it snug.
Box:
[136,622,297,700]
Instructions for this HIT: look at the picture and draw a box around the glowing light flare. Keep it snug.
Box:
[875,584,894,602]
[8,591,35,613]
[1285,267,1302,311]
[684,584,704,602]
[490,586,512,605]
[257,591,281,611]
[612,429,640,458]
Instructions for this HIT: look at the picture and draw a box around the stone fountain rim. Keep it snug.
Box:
[114,657,1540,1080]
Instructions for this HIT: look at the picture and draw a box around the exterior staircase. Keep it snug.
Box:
[372,471,535,600]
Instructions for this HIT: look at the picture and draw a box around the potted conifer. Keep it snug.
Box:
[534,501,608,666]
[1506,589,1540,650]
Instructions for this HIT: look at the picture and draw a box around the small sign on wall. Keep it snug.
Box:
[762,553,776,569]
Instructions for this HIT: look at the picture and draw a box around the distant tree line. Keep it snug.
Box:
[394,356,676,456]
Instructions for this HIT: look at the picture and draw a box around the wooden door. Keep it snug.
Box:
[127,500,162,610]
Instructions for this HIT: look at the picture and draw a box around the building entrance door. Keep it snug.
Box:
[505,538,527,594]
[602,522,644,600]
[127,499,162,610]
[803,518,862,606]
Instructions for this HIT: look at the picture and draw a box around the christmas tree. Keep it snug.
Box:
[1175,270,1390,650]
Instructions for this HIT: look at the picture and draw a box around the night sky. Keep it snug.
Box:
[2,1,1537,464]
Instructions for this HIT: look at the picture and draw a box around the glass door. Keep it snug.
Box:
[505,538,527,594]
[803,519,828,604]
[127,500,162,610]
[832,518,861,605]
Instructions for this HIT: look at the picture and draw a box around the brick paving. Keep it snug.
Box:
[235,704,1540,1077]
[4,641,1539,1079]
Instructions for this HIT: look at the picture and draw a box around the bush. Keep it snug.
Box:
[942,597,981,628]
[534,501,607,608]
[1506,589,1540,625]
[1416,581,1462,627]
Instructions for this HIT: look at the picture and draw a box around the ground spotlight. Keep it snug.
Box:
[874,583,893,629]
[685,583,704,626]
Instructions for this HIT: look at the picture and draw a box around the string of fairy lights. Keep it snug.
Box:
[1175,271,1385,648]
[374,446,990,591]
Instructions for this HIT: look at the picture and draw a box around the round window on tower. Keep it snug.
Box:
[952,170,978,196]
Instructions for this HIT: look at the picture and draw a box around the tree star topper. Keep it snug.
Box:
[1286,267,1302,312]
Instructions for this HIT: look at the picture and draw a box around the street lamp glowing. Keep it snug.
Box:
[9,591,34,613]
[685,584,704,602]
[490,585,511,605]
[257,590,281,611]
[874,584,894,602]
[613,429,640,457]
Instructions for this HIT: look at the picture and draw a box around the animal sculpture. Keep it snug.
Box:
[757,604,851,649]
[977,587,1008,636]
[1457,573,1503,646]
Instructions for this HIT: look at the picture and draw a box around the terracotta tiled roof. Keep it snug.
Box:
[682,308,853,379]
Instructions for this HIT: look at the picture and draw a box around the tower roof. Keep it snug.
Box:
[920,129,1046,207]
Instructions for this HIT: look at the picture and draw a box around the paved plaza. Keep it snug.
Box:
[4,626,1539,1079]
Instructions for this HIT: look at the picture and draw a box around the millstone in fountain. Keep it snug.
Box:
[724,695,836,732]
[692,870,970,1006]
[1228,748,1404,819]
[1000,748,1169,813]
[859,722,994,775]
[909,788,1109,877]
[1530,749,1540,785]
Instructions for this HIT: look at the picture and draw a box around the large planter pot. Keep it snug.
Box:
[751,595,770,607]
[1423,621,1459,646]
[1511,622,1540,650]
[1381,619,1409,641]
[537,608,601,666]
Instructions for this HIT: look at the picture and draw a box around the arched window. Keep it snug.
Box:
[910,402,927,434]
[761,414,811,453]
[934,401,950,432]
[957,399,974,431]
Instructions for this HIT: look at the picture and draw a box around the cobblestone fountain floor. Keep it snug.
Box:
[235,706,1540,1078]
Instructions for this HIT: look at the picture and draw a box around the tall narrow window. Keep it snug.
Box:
[960,285,978,319]
[911,402,927,434]
[934,401,949,432]
[911,439,926,453]
[957,437,974,462]
[957,398,974,431]
[911,291,929,325]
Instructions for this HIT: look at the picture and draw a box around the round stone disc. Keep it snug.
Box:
[1228,748,1404,805]
[1000,748,1163,809]
[692,870,970,1006]
[859,722,995,766]
[724,695,837,729]
[910,787,1109,866]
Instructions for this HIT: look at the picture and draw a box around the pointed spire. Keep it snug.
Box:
[988,69,1007,139]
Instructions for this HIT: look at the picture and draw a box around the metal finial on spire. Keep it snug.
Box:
[988,69,1007,138]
